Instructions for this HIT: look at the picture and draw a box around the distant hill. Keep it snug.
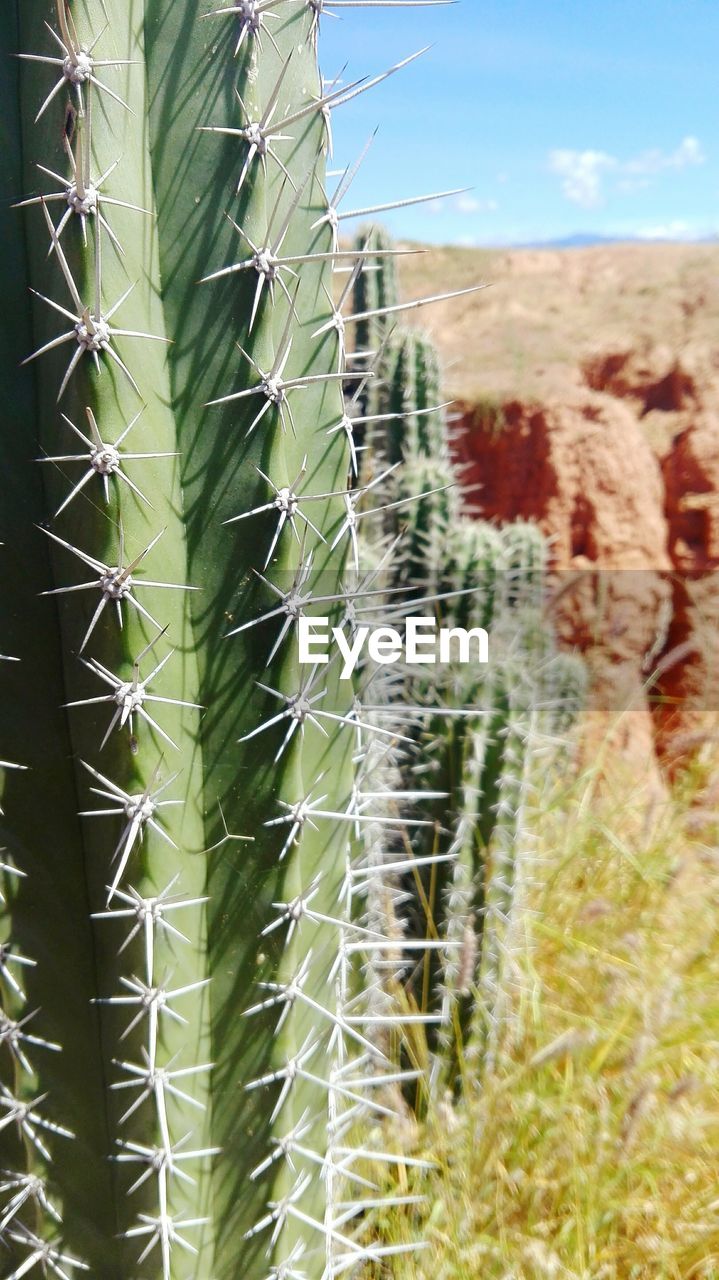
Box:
[515,232,718,249]
[518,232,634,249]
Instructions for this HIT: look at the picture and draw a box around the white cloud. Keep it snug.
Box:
[548,149,616,207]
[635,219,696,241]
[624,135,705,176]
[456,194,480,213]
[616,176,651,194]
[455,194,498,215]
[549,136,706,206]
[676,136,706,166]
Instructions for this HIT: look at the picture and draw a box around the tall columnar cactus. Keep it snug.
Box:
[348,259,586,1092]
[352,226,400,367]
[349,222,478,443]
[1,3,472,1277]
[384,329,450,467]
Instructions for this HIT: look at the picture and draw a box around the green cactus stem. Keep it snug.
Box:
[2,3,468,1277]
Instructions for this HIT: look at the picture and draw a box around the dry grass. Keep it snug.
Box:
[359,758,719,1279]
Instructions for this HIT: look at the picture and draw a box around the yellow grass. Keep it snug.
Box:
[359,758,719,1279]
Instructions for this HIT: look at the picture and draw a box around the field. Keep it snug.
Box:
[361,754,719,1279]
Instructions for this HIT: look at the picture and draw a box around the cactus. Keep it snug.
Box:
[384,328,450,466]
[352,225,400,407]
[1,6,586,1272]
[0,3,483,1277]
[348,259,585,1093]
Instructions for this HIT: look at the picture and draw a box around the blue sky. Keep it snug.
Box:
[319,1,719,246]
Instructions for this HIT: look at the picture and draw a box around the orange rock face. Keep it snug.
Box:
[454,390,670,572]
[453,388,672,789]
[451,370,719,784]
[656,411,719,763]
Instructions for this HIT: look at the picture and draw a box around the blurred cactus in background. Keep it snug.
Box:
[350,237,586,1094]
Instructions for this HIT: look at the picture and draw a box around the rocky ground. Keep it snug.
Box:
[398,241,719,782]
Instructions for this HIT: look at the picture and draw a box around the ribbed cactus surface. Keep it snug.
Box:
[1,4,463,1277]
